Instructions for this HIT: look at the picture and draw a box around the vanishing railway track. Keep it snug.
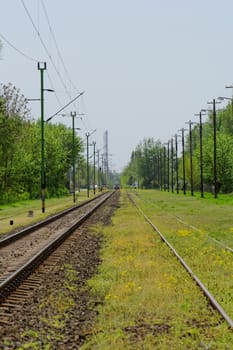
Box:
[133,193,233,254]
[0,191,115,322]
[127,191,233,329]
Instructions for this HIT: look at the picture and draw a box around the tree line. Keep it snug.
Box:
[0,83,84,203]
[122,103,233,195]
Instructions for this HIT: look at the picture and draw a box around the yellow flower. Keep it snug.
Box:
[177,229,192,237]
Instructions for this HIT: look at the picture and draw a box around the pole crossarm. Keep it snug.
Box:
[46,91,85,122]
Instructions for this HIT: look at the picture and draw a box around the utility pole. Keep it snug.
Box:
[195,110,207,198]
[163,145,166,191]
[185,120,194,196]
[97,150,100,190]
[179,128,187,195]
[38,62,46,213]
[59,112,82,202]
[213,100,217,199]
[157,153,160,189]
[86,133,90,198]
[199,112,204,198]
[225,84,233,118]
[92,141,96,195]
[208,99,221,198]
[101,154,104,190]
[153,155,156,188]
[86,129,96,198]
[71,111,77,203]
[159,148,163,191]
[167,141,170,192]
[171,138,174,193]
[175,134,179,194]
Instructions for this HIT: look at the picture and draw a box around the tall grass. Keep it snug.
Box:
[81,190,233,349]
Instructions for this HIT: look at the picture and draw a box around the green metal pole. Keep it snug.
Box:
[175,134,179,194]
[38,62,46,213]
[97,150,100,190]
[71,111,76,203]
[213,99,217,199]
[86,133,90,198]
[199,112,204,198]
[93,141,96,195]
[182,128,186,195]
[167,141,170,192]
[171,138,174,193]
[188,120,194,196]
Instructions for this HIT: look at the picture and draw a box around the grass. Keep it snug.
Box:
[129,190,233,319]
[2,189,233,348]
[80,190,233,349]
[0,190,91,235]
[132,189,233,246]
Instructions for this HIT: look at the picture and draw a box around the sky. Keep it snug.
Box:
[1,0,233,172]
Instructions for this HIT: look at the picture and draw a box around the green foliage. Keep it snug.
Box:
[0,83,84,203]
[122,138,162,189]
[123,103,233,194]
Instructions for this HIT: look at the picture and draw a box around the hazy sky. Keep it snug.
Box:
[1,0,233,172]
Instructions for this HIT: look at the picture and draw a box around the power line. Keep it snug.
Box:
[40,0,82,114]
[40,0,79,94]
[0,32,39,62]
[46,70,63,108]
[20,0,73,102]
[20,1,86,122]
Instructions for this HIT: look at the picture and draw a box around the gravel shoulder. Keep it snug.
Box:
[0,192,120,350]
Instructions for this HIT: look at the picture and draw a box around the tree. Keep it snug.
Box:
[0,84,31,200]
[122,138,162,189]
[0,83,84,202]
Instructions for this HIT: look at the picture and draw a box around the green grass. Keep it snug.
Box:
[127,190,233,321]
[81,190,233,349]
[131,189,233,246]
[0,190,90,235]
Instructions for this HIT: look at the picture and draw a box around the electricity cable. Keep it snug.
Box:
[40,0,79,93]
[0,32,39,62]
[20,0,72,101]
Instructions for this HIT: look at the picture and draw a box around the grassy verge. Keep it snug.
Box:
[81,190,233,349]
[129,189,233,320]
[0,191,90,235]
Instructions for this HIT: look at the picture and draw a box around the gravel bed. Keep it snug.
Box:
[0,192,119,349]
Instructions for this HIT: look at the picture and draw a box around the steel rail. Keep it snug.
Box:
[207,236,233,254]
[174,214,233,253]
[0,191,114,302]
[0,191,108,248]
[128,193,233,329]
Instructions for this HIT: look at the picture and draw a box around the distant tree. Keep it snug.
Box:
[122,138,162,189]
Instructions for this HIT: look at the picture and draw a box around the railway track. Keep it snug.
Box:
[127,191,233,329]
[133,192,233,254]
[0,191,115,324]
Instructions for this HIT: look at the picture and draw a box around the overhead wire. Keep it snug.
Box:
[20,0,90,131]
[0,31,62,109]
[39,0,89,127]
[20,0,70,107]
[40,0,79,94]
[0,32,39,62]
